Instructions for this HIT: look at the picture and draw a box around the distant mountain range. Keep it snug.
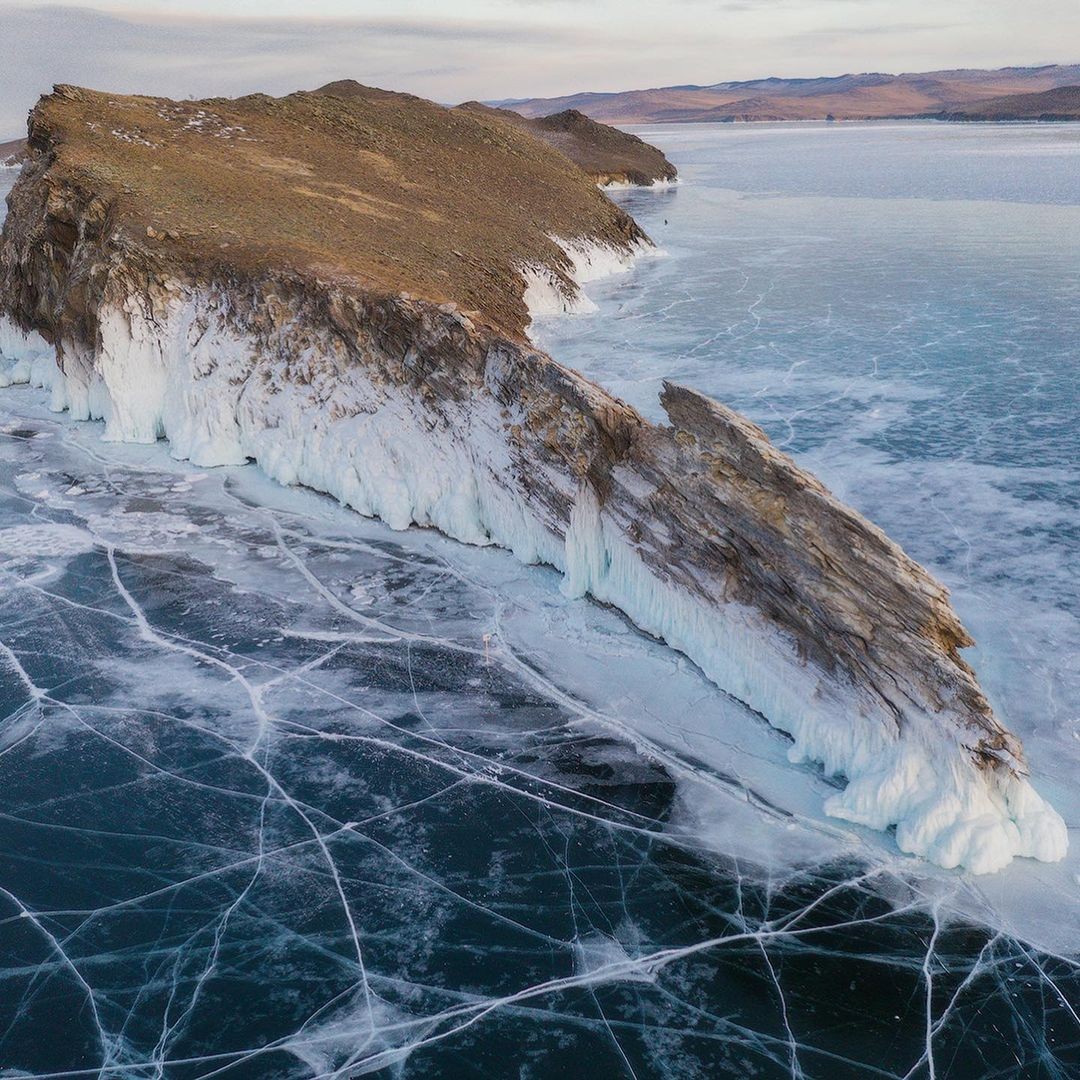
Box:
[497,65,1080,124]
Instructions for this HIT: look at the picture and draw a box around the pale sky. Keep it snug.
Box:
[1,0,1078,136]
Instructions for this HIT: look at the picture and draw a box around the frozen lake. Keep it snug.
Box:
[0,121,1078,1078]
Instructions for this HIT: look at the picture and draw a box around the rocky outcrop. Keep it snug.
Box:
[0,84,1067,874]
[454,102,677,188]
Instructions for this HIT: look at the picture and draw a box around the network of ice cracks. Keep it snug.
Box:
[0,218,1067,879]
[0,339,1078,1076]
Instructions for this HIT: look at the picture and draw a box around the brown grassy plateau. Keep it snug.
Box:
[19,82,646,339]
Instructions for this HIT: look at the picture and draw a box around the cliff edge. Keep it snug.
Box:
[0,84,1067,874]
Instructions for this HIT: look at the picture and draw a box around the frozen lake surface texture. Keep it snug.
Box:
[1,121,1079,1078]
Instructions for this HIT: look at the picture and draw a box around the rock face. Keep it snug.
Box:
[454,102,677,187]
[0,84,1067,874]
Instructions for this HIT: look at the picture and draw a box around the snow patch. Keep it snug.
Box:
[0,523,96,558]
[84,510,200,553]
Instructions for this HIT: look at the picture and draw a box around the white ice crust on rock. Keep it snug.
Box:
[520,265,599,318]
[0,317,53,388]
[520,235,659,323]
[559,480,1067,875]
[0,271,1067,876]
[599,177,681,191]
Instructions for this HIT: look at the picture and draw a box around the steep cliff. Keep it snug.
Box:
[0,84,1067,873]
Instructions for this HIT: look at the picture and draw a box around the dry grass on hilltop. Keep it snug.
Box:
[21,82,647,338]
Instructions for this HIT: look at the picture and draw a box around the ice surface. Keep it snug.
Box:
[0,386,1076,1078]
[535,118,1080,937]
[0,129,1078,1077]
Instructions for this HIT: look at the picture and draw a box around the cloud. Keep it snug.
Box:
[786,21,960,42]
[0,4,603,133]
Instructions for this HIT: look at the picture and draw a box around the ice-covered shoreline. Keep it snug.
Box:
[0,258,1067,875]
[599,177,681,191]
[520,235,661,319]
[1,379,1075,1075]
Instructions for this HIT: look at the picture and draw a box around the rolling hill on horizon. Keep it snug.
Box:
[942,84,1080,120]
[498,64,1080,123]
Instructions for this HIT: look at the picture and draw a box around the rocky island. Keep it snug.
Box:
[317,83,677,188]
[0,82,1067,874]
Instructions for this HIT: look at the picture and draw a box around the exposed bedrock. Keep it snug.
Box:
[0,86,1067,874]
